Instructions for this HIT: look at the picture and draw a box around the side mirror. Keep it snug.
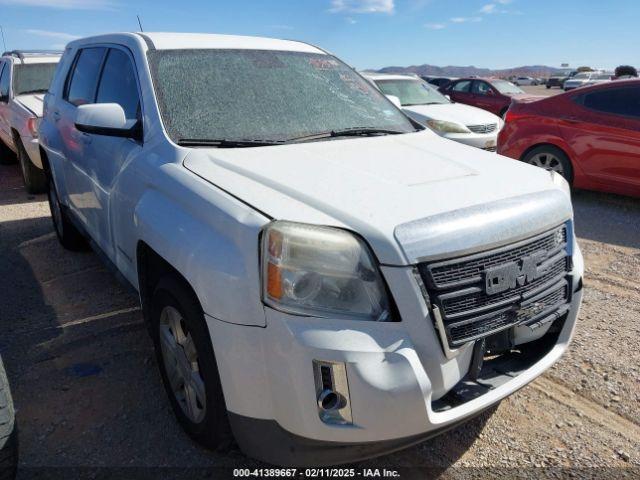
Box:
[75,103,141,140]
[385,94,402,108]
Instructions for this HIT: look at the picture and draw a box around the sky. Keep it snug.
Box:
[0,0,637,70]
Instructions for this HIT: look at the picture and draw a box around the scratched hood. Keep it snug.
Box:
[183,131,570,264]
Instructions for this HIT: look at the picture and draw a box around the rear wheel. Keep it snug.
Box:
[0,357,18,480]
[47,176,88,251]
[16,139,46,194]
[522,145,573,184]
[151,276,233,451]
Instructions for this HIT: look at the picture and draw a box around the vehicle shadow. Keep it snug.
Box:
[350,406,496,477]
[572,189,640,250]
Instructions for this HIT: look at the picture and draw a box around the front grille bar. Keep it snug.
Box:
[419,223,572,351]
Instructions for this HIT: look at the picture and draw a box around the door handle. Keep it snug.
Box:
[80,132,92,145]
[52,110,61,122]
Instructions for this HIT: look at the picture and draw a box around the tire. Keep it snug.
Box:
[16,138,46,194]
[0,357,18,480]
[546,85,551,89]
[47,175,88,251]
[0,140,16,166]
[522,145,574,184]
[150,275,233,451]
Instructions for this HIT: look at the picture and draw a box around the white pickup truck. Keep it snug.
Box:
[39,33,584,466]
[0,50,60,193]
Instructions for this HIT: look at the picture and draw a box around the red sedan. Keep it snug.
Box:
[498,80,640,198]
[440,77,540,117]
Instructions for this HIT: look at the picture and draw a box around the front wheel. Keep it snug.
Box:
[522,145,573,184]
[151,276,233,451]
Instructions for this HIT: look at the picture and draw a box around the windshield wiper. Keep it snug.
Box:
[285,127,407,144]
[176,138,285,148]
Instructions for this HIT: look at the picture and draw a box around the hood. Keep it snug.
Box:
[403,102,501,126]
[183,132,571,265]
[15,94,45,117]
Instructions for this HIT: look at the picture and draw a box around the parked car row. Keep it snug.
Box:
[0,50,61,193]
[563,72,614,91]
[1,33,587,466]
[438,77,541,118]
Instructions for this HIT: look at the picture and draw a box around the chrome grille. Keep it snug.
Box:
[467,123,498,134]
[418,224,572,348]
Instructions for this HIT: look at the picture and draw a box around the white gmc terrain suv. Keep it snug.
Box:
[39,33,584,466]
[0,50,61,193]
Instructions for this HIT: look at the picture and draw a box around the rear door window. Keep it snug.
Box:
[65,47,107,106]
[471,81,492,95]
[96,48,141,120]
[580,86,640,119]
[452,80,471,93]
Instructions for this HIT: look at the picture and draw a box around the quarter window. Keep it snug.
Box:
[65,47,107,106]
[581,87,640,118]
[96,49,141,120]
[472,81,492,95]
[452,80,471,93]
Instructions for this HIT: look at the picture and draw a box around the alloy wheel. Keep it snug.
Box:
[159,305,207,424]
[527,152,565,176]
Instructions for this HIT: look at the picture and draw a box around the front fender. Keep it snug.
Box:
[133,178,269,327]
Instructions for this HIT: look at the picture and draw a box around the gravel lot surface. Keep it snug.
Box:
[0,157,638,479]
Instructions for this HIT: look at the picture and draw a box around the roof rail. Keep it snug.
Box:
[2,50,63,60]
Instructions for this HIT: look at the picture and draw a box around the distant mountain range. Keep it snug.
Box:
[373,64,566,78]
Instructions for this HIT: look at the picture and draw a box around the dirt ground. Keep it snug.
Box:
[0,158,639,479]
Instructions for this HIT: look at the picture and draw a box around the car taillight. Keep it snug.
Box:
[504,109,526,123]
[27,117,39,138]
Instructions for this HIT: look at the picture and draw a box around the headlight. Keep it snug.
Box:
[550,170,571,196]
[426,119,470,134]
[262,221,392,321]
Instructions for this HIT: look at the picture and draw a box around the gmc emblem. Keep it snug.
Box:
[484,251,547,295]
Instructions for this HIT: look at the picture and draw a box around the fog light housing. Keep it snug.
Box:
[313,360,352,425]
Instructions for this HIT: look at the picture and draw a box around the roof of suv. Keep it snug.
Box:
[2,50,61,64]
[70,32,326,54]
